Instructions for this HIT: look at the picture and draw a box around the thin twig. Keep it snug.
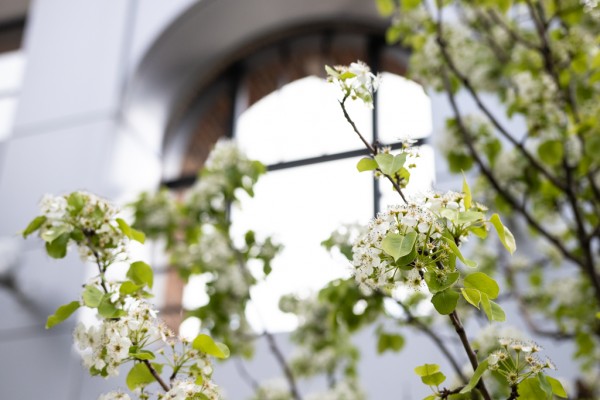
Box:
[226,228,303,400]
[234,358,260,391]
[448,311,492,400]
[339,99,408,204]
[264,331,302,400]
[143,359,170,392]
[392,296,468,384]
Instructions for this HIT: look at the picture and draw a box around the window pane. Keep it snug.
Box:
[0,98,18,141]
[236,76,373,165]
[377,72,432,143]
[230,158,373,331]
[0,51,25,93]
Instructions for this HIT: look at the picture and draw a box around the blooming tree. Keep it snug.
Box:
[20,1,600,399]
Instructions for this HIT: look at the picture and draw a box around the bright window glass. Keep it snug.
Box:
[235,76,373,164]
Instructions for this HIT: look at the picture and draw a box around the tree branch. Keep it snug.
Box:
[393,296,468,384]
[142,359,170,392]
[339,99,409,204]
[449,311,492,400]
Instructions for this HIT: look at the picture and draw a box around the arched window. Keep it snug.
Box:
[161,30,434,331]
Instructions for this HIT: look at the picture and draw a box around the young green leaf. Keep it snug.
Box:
[518,376,550,399]
[545,376,567,398]
[414,363,440,377]
[424,271,459,294]
[22,216,47,238]
[421,371,446,386]
[377,332,405,354]
[82,285,104,308]
[489,301,506,322]
[460,359,489,394]
[431,289,459,315]
[46,301,80,329]
[375,0,395,16]
[116,218,146,244]
[464,272,500,299]
[45,233,70,259]
[461,288,482,309]
[127,261,154,289]
[381,232,417,261]
[129,350,156,361]
[356,157,378,172]
[192,334,230,359]
[374,153,407,176]
[489,214,516,254]
[126,362,163,390]
[442,236,477,267]
[462,175,472,209]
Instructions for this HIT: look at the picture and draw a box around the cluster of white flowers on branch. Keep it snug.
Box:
[23,191,228,400]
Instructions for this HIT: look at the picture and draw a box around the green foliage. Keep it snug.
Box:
[127,261,154,289]
[460,359,489,394]
[82,285,103,308]
[45,233,70,259]
[376,331,405,354]
[381,231,417,261]
[45,301,80,329]
[192,334,230,359]
[116,218,145,244]
[431,289,459,315]
[126,362,163,391]
[22,216,47,238]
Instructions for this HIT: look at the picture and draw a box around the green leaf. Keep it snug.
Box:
[489,301,506,322]
[46,301,80,329]
[129,350,156,361]
[489,214,516,254]
[192,334,230,359]
[457,211,484,224]
[462,175,472,209]
[518,377,550,400]
[481,293,493,321]
[464,272,499,299]
[537,373,553,397]
[375,0,395,16]
[357,157,378,172]
[538,140,564,166]
[461,288,481,309]
[381,231,417,261]
[82,285,104,308]
[45,233,70,259]
[23,216,47,238]
[424,271,459,294]
[442,236,477,267]
[431,289,459,315]
[98,297,123,318]
[116,218,146,244]
[377,332,405,354]
[120,281,143,295]
[67,192,85,215]
[375,153,407,176]
[127,261,154,289]
[414,363,440,377]
[460,359,489,394]
[126,362,163,390]
[546,376,567,398]
[421,371,446,386]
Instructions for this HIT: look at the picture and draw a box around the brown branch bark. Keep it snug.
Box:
[449,311,492,400]
[339,99,408,204]
[143,359,170,392]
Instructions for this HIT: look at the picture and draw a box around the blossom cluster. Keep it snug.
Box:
[38,192,127,263]
[158,378,220,400]
[186,139,265,215]
[326,61,381,108]
[487,338,556,386]
[74,299,161,377]
[352,191,483,294]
